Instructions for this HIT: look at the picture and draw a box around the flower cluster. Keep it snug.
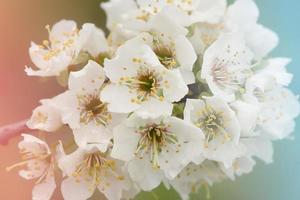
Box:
[7,0,299,200]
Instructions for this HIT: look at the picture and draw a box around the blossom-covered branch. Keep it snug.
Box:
[5,0,300,200]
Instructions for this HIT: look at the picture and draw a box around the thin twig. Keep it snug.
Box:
[0,119,31,145]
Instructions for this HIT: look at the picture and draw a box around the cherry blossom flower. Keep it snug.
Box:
[220,137,273,180]
[25,20,109,77]
[201,33,254,101]
[184,97,245,168]
[27,96,63,132]
[170,161,226,200]
[111,113,204,190]
[57,143,131,200]
[101,38,188,116]
[130,12,197,84]
[102,0,227,30]
[57,60,122,151]
[245,81,300,139]
[6,134,56,200]
[189,0,278,59]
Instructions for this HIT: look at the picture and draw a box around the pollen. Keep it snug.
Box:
[77,93,112,126]
[73,152,124,188]
[135,121,179,168]
[195,105,229,145]
[153,43,177,69]
[119,67,164,102]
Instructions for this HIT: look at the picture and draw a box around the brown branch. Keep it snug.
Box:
[0,120,31,145]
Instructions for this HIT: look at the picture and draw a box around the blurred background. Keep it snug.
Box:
[0,0,299,199]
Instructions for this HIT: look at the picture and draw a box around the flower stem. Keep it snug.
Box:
[0,119,31,145]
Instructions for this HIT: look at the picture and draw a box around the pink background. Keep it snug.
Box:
[0,0,105,199]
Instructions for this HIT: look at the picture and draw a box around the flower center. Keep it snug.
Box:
[135,122,178,168]
[211,58,250,92]
[195,105,230,146]
[138,73,156,93]
[78,93,112,126]
[119,67,165,103]
[211,61,232,89]
[39,25,79,61]
[153,44,177,69]
[72,152,124,189]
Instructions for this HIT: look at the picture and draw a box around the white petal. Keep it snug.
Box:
[27,43,72,77]
[27,103,62,132]
[61,177,94,200]
[163,69,188,102]
[97,167,129,200]
[127,158,164,191]
[49,20,77,43]
[32,173,56,200]
[180,69,195,85]
[221,156,255,180]
[204,142,246,168]
[103,40,159,83]
[184,98,206,123]
[226,0,259,28]
[100,84,140,113]
[53,91,80,129]
[18,134,50,155]
[111,123,140,161]
[58,147,86,177]
[241,138,273,164]
[230,100,259,137]
[73,124,112,153]
[193,0,227,24]
[136,98,173,117]
[79,23,109,57]
[245,24,279,59]
[68,60,105,93]
[206,96,241,143]
[158,117,205,179]
[175,35,197,72]
[18,160,49,180]
[101,0,137,30]
[262,57,293,86]
[148,12,188,37]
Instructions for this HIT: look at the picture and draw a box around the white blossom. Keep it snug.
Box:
[27,96,63,132]
[25,20,109,77]
[134,12,197,84]
[57,60,123,151]
[101,38,188,116]
[220,137,273,180]
[57,143,131,200]
[189,0,278,59]
[184,97,245,168]
[102,0,227,30]
[7,134,56,200]
[170,161,226,200]
[246,82,300,139]
[111,113,204,190]
[200,33,254,101]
